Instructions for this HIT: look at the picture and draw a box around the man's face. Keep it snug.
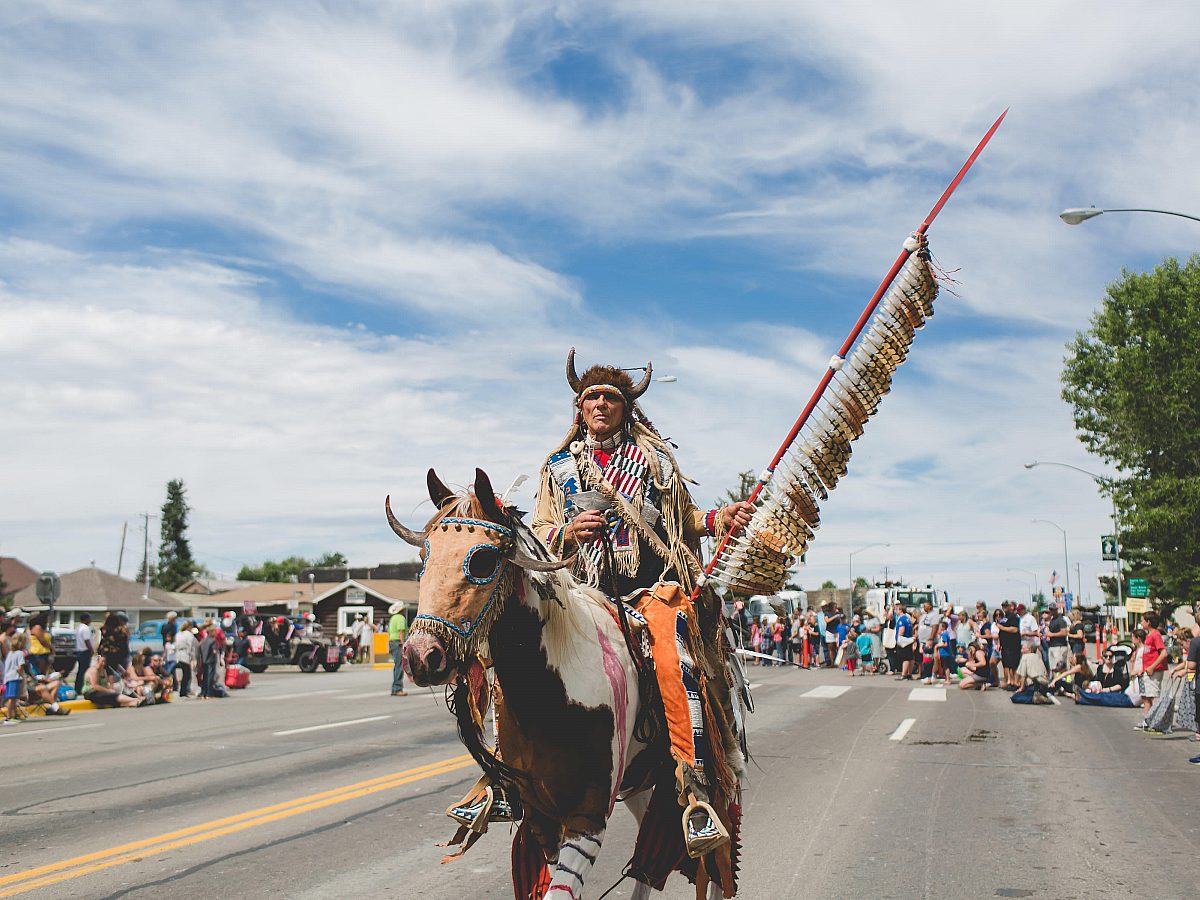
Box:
[923,602,932,613]
[580,389,626,440]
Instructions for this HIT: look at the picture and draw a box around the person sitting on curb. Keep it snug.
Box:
[82,653,145,708]
[29,670,71,716]
[958,638,992,691]
[1075,649,1134,707]
[1049,652,1093,698]
[136,650,173,703]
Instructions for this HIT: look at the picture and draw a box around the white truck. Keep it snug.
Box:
[862,585,950,620]
[745,590,808,626]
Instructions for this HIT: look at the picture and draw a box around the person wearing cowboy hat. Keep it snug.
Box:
[387,601,407,696]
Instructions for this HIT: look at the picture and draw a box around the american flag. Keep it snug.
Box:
[1048,570,1058,585]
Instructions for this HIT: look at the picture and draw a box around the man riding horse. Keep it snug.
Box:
[453,349,753,859]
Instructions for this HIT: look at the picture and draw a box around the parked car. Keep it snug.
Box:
[51,627,78,677]
[129,620,167,656]
[128,617,207,657]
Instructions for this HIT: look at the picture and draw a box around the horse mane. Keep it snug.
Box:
[422,492,489,529]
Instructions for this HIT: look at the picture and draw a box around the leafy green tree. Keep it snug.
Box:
[237,552,347,582]
[1061,255,1200,612]
[154,479,196,591]
[820,579,838,589]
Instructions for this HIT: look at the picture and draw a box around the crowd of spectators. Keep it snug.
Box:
[2,613,72,721]
[737,596,1200,766]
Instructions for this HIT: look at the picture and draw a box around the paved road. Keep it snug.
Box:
[2,663,1197,899]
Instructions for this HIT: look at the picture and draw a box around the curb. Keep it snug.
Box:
[26,698,100,716]
[26,696,175,716]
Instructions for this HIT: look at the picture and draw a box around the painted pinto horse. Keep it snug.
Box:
[388,469,734,900]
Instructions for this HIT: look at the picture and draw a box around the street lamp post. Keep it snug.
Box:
[1006,567,1039,601]
[1025,460,1124,617]
[1005,577,1033,604]
[1032,519,1071,603]
[1059,207,1200,226]
[849,543,890,612]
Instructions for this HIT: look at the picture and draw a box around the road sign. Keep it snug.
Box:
[1128,578,1149,598]
[1126,597,1150,614]
[35,572,61,604]
[1101,535,1118,561]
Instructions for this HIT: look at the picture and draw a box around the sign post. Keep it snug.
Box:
[35,571,61,614]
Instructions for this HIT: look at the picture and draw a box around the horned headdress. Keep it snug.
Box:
[698,110,1008,598]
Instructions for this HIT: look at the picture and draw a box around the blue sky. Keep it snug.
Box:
[2,2,1198,604]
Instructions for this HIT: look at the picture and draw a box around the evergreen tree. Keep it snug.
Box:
[155,479,196,591]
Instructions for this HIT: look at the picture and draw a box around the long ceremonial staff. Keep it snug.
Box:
[696,108,1008,599]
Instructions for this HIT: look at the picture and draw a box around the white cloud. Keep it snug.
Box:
[1,2,1192,604]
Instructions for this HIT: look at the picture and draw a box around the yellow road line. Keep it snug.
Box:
[0,754,473,897]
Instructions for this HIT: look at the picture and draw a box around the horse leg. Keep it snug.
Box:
[621,791,653,900]
[546,829,604,900]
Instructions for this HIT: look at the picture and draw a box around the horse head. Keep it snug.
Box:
[385,467,567,686]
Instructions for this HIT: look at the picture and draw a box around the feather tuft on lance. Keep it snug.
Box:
[698,110,1007,598]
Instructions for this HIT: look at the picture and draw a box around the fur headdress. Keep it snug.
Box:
[565,347,651,409]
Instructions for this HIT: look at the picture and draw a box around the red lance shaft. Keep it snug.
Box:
[697,108,1008,599]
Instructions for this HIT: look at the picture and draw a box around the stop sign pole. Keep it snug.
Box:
[35,571,61,614]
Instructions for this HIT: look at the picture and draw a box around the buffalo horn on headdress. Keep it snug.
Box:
[384,495,424,546]
[627,362,652,400]
[566,347,582,393]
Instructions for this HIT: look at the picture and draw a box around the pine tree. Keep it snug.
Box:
[155,479,196,591]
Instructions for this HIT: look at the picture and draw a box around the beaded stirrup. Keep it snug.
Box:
[682,797,729,858]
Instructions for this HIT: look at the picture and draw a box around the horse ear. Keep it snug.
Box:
[473,468,505,522]
[427,469,454,508]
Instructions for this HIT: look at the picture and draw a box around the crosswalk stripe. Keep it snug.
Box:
[907,687,946,702]
[889,718,917,741]
[800,686,852,699]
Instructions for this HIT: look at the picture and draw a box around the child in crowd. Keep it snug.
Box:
[855,628,874,675]
[840,626,860,675]
[3,633,26,724]
[936,621,957,685]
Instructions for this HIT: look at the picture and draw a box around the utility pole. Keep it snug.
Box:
[117,522,128,577]
[141,512,157,599]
